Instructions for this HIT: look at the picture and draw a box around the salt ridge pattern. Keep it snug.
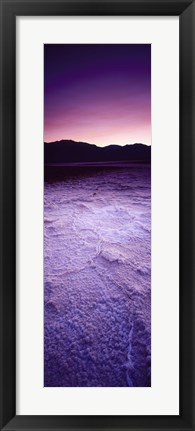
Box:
[44,167,151,387]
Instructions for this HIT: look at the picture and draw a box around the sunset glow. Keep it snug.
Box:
[44,44,151,147]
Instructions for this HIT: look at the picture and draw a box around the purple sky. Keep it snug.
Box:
[44,44,151,147]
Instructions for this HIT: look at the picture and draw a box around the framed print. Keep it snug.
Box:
[0,1,195,431]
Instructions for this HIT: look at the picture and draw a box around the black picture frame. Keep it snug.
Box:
[0,0,194,430]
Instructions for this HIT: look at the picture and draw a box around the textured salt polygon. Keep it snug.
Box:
[44,167,151,387]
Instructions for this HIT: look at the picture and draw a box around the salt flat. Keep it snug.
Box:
[44,166,151,387]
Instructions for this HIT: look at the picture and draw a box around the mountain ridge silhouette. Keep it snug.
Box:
[44,139,151,164]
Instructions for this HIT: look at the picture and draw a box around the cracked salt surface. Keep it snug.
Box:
[44,166,151,387]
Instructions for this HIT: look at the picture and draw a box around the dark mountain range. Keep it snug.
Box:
[44,140,151,164]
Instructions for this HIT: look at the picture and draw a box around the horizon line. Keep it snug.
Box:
[44,139,151,148]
